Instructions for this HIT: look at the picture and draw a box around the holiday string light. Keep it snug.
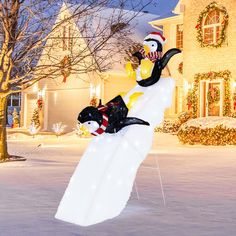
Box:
[28,122,40,138]
[52,122,67,137]
[155,111,192,134]
[178,124,236,146]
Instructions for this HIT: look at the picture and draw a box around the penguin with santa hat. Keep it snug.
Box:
[132,31,181,87]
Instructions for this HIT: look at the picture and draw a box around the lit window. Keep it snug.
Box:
[176,24,183,49]
[68,26,73,52]
[203,10,222,45]
[7,93,21,107]
[62,26,67,51]
[62,25,73,51]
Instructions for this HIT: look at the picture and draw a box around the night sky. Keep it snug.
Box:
[119,0,179,15]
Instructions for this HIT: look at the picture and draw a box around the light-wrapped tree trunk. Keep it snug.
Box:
[0,95,8,161]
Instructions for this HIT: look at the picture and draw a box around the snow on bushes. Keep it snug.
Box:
[178,117,236,145]
[155,111,192,134]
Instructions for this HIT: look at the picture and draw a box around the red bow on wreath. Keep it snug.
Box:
[234,101,236,110]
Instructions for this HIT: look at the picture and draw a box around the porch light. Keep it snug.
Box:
[183,80,189,93]
[90,84,101,98]
[38,90,43,98]
[188,83,193,90]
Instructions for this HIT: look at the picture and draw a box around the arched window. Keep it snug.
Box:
[203,9,222,45]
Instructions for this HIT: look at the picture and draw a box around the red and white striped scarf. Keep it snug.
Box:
[139,48,160,63]
[91,102,118,136]
[91,112,108,136]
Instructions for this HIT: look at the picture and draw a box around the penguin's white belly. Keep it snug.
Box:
[55,77,175,226]
[124,77,175,126]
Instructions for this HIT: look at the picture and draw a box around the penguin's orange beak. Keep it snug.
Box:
[143,44,150,55]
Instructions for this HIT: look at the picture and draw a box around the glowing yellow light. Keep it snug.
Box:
[140,59,154,80]
[38,90,43,98]
[119,92,127,98]
[126,92,144,110]
[125,62,136,80]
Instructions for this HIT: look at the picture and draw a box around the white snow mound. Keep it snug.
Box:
[183,116,236,129]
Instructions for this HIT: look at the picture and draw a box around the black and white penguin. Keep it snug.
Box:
[132,32,181,87]
[78,95,149,136]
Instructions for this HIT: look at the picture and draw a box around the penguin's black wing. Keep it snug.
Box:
[137,48,181,87]
[111,117,150,133]
[132,51,144,64]
[161,48,181,69]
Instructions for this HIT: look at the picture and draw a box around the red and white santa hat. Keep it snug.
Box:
[144,32,167,45]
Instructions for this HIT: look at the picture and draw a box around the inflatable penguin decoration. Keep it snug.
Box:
[78,95,149,136]
[131,32,181,87]
[55,32,178,227]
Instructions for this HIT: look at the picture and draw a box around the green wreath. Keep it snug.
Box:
[196,2,229,48]
[207,87,220,104]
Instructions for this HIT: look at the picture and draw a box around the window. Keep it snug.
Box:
[68,26,73,52]
[7,93,21,107]
[203,10,222,45]
[176,24,183,49]
[62,26,67,51]
[62,25,74,51]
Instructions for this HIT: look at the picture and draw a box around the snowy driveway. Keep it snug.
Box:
[0,133,236,236]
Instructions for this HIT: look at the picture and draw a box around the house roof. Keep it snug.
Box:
[151,12,178,22]
[65,2,161,73]
[148,0,182,25]
[66,2,160,43]
[34,1,161,75]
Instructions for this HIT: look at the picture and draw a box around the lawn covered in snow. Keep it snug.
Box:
[0,133,236,236]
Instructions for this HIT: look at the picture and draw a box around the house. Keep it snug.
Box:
[19,3,159,132]
[150,0,236,118]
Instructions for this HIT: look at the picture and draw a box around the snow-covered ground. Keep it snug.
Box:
[0,133,236,236]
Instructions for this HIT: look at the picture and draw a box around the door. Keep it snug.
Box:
[200,79,224,117]
[206,80,223,116]
[46,88,90,131]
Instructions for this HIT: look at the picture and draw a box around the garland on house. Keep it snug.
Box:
[178,62,183,74]
[207,86,220,104]
[192,70,231,117]
[186,90,194,110]
[196,2,229,48]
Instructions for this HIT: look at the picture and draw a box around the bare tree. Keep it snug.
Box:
[0,0,153,162]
